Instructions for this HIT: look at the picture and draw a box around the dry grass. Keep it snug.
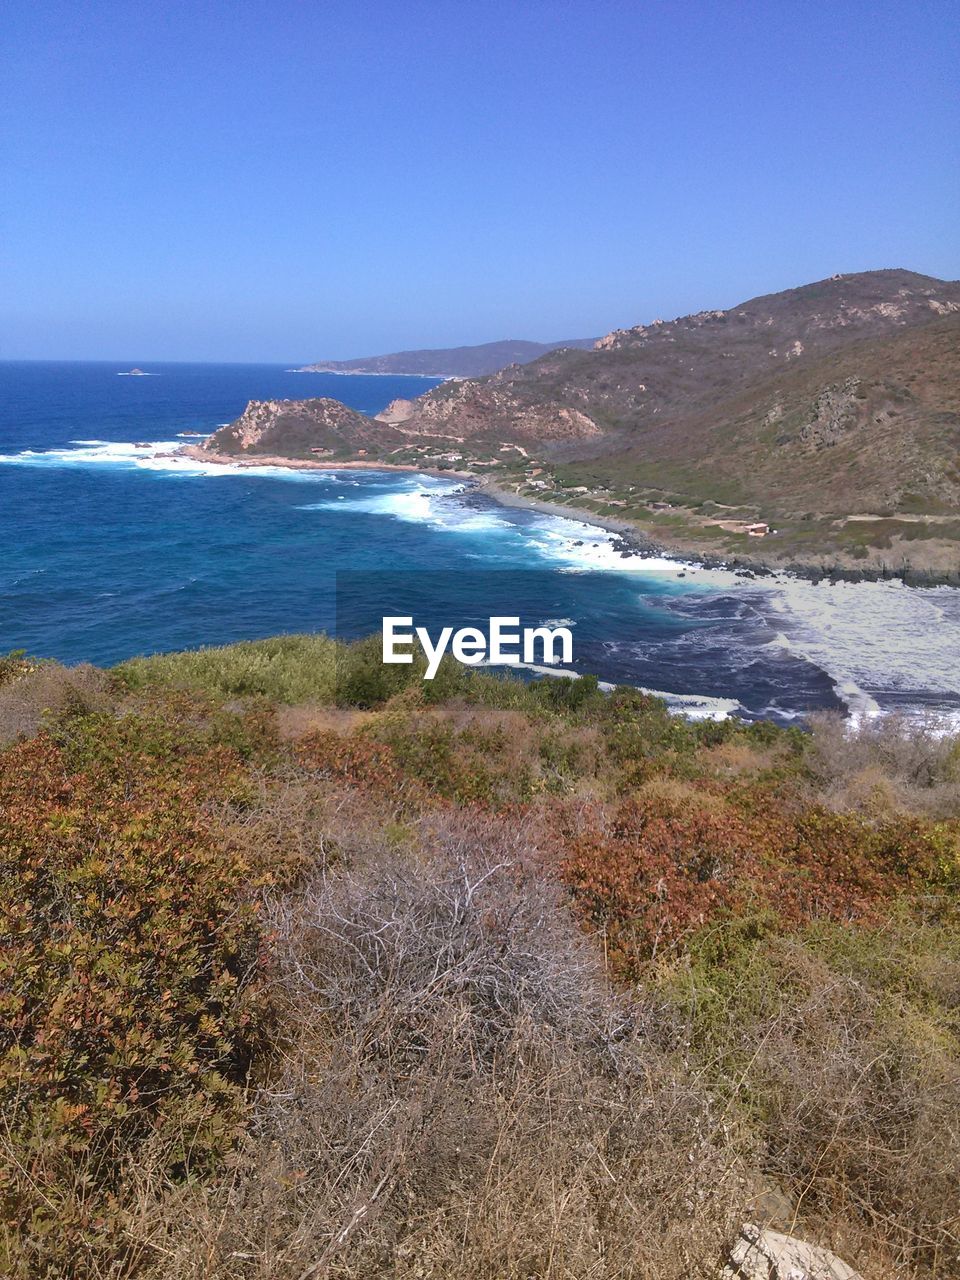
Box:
[0,661,113,745]
[126,813,750,1279]
[275,704,375,742]
[700,738,782,778]
[807,712,960,818]
[632,774,730,815]
[664,912,960,1275]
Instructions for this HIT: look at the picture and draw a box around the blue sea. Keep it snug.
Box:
[2,361,959,726]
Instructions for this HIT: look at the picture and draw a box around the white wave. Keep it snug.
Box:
[763,630,794,652]
[478,657,741,721]
[0,438,325,480]
[647,688,743,721]
[521,514,699,575]
[0,440,179,466]
[832,679,882,727]
[297,479,513,533]
[920,708,960,736]
[135,454,321,479]
[748,576,960,713]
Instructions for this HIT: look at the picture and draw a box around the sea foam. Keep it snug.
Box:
[3,431,958,728]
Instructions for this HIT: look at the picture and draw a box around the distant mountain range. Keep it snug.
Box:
[294,337,597,378]
[207,270,960,578]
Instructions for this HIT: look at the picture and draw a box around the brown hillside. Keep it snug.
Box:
[395,269,960,453]
[571,311,960,517]
[203,397,409,459]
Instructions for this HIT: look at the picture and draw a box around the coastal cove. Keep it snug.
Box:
[476,478,960,588]
[176,445,958,587]
[1,361,959,729]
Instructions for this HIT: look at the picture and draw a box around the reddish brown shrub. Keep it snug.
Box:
[0,726,267,1271]
[561,791,956,973]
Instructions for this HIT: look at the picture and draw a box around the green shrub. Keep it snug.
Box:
[0,650,29,689]
[116,633,339,704]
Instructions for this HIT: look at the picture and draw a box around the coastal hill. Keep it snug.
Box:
[555,308,960,553]
[389,269,960,447]
[203,270,960,574]
[294,336,596,378]
[202,396,410,459]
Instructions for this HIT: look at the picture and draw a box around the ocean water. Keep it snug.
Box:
[1,360,959,726]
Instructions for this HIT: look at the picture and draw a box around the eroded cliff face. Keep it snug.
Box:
[376,397,417,425]
[202,400,300,452]
[377,378,601,445]
[799,379,864,450]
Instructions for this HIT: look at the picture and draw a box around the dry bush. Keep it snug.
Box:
[0,661,113,744]
[129,813,751,1278]
[216,762,417,887]
[773,992,957,1267]
[632,774,730,814]
[757,980,960,1270]
[808,711,960,818]
[417,699,535,739]
[276,704,374,742]
[669,924,960,1273]
[700,738,781,779]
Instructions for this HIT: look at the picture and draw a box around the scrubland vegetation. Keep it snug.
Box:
[1,637,958,1277]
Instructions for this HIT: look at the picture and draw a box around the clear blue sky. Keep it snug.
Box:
[2,0,958,361]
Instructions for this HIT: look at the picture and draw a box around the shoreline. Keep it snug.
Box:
[174,445,474,482]
[476,477,960,589]
[174,446,959,588]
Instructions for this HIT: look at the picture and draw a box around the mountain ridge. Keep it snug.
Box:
[202,269,960,577]
[389,269,960,447]
[294,336,597,378]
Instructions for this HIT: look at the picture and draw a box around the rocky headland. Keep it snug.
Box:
[196,270,960,582]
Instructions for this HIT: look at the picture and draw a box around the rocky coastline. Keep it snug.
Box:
[475,477,960,588]
[174,443,474,481]
[174,440,960,588]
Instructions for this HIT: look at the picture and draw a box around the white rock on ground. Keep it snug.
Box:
[720,1222,864,1280]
